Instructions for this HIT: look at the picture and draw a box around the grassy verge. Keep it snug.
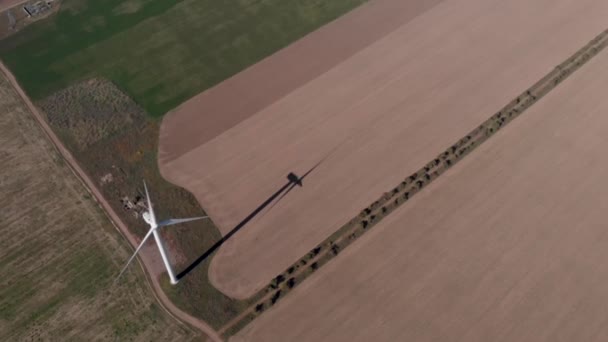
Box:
[38,79,248,329]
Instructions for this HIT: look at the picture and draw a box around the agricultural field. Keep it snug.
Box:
[37,79,246,330]
[0,0,24,10]
[5,0,608,339]
[160,0,608,301]
[0,0,379,332]
[0,0,61,41]
[0,0,369,116]
[0,71,199,340]
[235,40,608,342]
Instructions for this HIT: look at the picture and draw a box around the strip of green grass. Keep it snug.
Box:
[0,0,367,116]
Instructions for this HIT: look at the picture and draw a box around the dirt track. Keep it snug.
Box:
[234,35,608,342]
[160,0,608,299]
[0,63,221,342]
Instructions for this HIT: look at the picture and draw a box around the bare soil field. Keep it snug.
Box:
[0,70,198,340]
[234,38,608,342]
[159,0,608,299]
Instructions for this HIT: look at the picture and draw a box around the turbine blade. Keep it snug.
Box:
[143,180,156,224]
[115,227,155,282]
[158,216,208,227]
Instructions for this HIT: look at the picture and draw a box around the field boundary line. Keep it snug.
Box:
[0,61,223,342]
[219,28,608,338]
[0,0,28,13]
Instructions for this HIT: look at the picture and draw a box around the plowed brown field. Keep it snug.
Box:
[159,0,608,300]
[234,41,608,342]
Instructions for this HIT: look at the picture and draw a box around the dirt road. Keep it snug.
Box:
[0,61,222,342]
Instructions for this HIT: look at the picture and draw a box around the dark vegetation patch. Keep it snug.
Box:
[38,79,246,329]
[39,79,145,149]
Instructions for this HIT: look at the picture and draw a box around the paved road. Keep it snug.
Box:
[0,62,223,342]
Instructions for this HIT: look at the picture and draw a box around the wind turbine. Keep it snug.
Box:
[117,181,207,285]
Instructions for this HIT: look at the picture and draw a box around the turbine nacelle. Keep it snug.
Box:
[142,211,155,227]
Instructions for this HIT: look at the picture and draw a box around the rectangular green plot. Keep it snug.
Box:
[0,0,368,116]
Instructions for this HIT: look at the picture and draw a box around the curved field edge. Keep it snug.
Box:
[7,0,604,338]
[36,79,248,330]
[0,69,199,341]
[0,0,374,329]
[0,0,369,117]
[218,28,608,338]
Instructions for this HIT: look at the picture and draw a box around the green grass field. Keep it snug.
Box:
[0,0,367,116]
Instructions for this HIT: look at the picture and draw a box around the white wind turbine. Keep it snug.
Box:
[117,181,207,285]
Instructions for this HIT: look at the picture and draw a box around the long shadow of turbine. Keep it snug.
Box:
[176,160,323,281]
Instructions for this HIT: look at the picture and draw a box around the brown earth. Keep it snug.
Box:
[234,42,608,342]
[0,0,26,12]
[159,0,608,299]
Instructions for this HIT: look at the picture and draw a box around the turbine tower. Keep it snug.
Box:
[117,181,207,285]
